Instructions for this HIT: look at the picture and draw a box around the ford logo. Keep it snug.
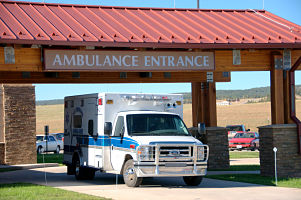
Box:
[169,150,180,156]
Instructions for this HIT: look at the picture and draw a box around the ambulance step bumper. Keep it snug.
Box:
[134,163,207,177]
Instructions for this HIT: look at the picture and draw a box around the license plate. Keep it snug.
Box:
[236,145,242,149]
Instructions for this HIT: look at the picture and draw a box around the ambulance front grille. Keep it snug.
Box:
[158,146,192,162]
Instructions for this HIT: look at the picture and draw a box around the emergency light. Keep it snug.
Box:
[121,95,170,102]
[98,98,102,105]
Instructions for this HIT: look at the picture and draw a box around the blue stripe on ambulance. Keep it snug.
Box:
[110,137,139,149]
[66,135,139,150]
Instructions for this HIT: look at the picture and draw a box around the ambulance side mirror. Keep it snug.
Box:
[197,123,206,136]
[104,122,112,136]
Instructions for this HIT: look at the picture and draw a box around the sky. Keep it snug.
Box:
[15,0,301,100]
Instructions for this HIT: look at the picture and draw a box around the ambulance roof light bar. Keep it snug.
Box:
[121,95,171,102]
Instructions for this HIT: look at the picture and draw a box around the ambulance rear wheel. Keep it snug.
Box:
[123,159,142,187]
[183,176,203,186]
[74,158,85,180]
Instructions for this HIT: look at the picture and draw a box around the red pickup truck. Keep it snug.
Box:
[226,125,250,140]
[229,132,259,151]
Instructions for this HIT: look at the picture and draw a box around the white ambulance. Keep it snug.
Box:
[63,93,208,187]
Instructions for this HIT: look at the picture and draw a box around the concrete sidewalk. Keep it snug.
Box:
[0,166,300,200]
[230,158,260,165]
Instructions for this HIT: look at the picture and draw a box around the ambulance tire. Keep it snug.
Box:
[123,159,142,187]
[183,176,203,186]
[74,157,85,180]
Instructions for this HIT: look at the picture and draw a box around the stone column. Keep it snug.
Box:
[0,142,4,164]
[259,124,301,177]
[2,84,36,165]
[0,85,5,164]
[189,126,230,170]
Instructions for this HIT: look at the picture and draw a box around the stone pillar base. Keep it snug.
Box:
[259,124,301,178]
[189,127,230,170]
[0,142,5,164]
[1,84,36,165]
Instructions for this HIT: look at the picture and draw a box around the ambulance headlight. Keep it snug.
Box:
[197,146,205,161]
[138,146,155,161]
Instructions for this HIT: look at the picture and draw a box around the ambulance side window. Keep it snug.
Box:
[73,115,82,128]
[113,116,124,137]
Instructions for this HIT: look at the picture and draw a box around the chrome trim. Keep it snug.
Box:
[112,146,136,153]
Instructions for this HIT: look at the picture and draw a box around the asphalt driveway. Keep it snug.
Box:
[0,166,300,200]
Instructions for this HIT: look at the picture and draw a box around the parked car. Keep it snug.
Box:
[226,125,250,140]
[250,138,260,151]
[50,133,64,150]
[229,132,259,151]
[36,135,61,154]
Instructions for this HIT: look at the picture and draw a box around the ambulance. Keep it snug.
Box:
[63,93,208,187]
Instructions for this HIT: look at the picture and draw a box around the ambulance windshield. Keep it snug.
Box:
[126,114,190,136]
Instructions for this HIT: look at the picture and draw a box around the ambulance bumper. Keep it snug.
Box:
[134,162,207,177]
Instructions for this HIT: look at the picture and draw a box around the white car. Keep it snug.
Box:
[36,135,61,154]
[50,133,64,150]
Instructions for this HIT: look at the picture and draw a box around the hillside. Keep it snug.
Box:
[183,85,301,103]
[36,99,64,106]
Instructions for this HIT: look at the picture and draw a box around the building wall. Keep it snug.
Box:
[3,84,36,165]
[259,124,301,178]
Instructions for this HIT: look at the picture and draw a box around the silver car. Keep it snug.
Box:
[36,135,61,154]
[50,133,64,150]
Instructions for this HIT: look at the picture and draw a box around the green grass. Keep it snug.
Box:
[208,165,260,171]
[0,183,109,200]
[206,174,301,189]
[230,151,259,159]
[37,154,63,164]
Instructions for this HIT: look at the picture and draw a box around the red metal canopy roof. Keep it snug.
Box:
[0,0,301,48]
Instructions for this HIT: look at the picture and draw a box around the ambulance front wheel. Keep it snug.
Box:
[123,159,142,187]
[183,176,203,186]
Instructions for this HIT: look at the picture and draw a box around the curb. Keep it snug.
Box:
[0,163,60,170]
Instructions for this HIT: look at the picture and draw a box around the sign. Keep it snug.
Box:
[206,72,213,82]
[44,50,215,71]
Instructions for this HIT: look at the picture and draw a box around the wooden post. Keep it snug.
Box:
[283,70,294,124]
[204,82,217,127]
[270,53,284,124]
[191,82,205,127]
[191,82,217,127]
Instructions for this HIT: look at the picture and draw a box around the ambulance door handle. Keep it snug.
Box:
[111,145,113,150]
